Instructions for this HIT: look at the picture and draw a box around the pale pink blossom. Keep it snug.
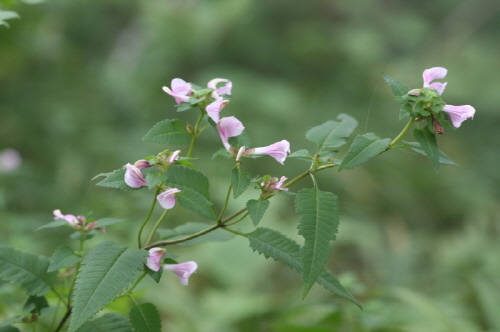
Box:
[0,149,21,172]
[157,188,181,209]
[168,150,181,164]
[207,78,232,97]
[124,163,148,188]
[217,117,245,151]
[273,176,288,191]
[206,97,229,123]
[162,78,192,104]
[423,67,447,95]
[252,140,290,164]
[133,159,151,170]
[146,247,167,272]
[53,209,80,227]
[442,105,476,128]
[163,261,198,285]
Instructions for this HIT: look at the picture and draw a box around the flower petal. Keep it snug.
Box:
[146,247,167,272]
[253,140,290,164]
[423,67,447,95]
[442,104,476,128]
[124,163,148,188]
[217,116,245,150]
[206,97,229,123]
[163,261,198,285]
[157,188,181,209]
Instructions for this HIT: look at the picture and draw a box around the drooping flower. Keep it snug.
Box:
[146,247,167,272]
[217,116,245,151]
[0,149,21,172]
[53,209,80,228]
[162,78,192,104]
[208,78,232,97]
[167,150,181,164]
[423,67,447,95]
[124,163,148,188]
[252,140,290,164]
[163,261,198,285]
[272,176,288,191]
[442,105,476,128]
[157,188,181,209]
[206,97,229,123]
[133,159,151,170]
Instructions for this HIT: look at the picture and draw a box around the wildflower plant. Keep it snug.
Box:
[0,68,475,331]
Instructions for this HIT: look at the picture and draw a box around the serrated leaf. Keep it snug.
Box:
[382,72,410,102]
[75,313,134,332]
[296,188,339,298]
[338,133,391,170]
[247,227,360,307]
[176,190,216,220]
[68,242,148,332]
[176,102,192,112]
[402,141,456,166]
[144,168,167,189]
[157,222,233,245]
[288,149,313,162]
[246,199,270,226]
[306,114,358,152]
[48,245,83,272]
[129,303,162,332]
[0,246,56,296]
[94,168,138,191]
[400,103,412,120]
[413,127,440,171]
[231,168,251,198]
[23,295,48,314]
[142,119,191,146]
[212,148,232,159]
[34,219,67,231]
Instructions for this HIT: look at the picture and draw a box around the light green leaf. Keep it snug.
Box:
[338,133,391,170]
[96,218,125,227]
[68,242,148,332]
[176,102,192,112]
[382,72,410,102]
[129,303,162,332]
[306,114,358,152]
[75,313,133,332]
[402,142,456,166]
[247,227,359,307]
[94,168,138,191]
[288,149,313,162]
[231,168,251,198]
[400,103,412,120]
[246,199,270,226]
[142,119,191,146]
[34,219,67,231]
[0,246,56,296]
[157,222,233,245]
[413,127,440,171]
[296,188,339,298]
[48,245,82,272]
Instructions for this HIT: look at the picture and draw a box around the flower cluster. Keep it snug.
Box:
[146,247,198,286]
[53,209,101,232]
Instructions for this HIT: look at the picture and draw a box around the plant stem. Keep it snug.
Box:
[389,118,413,148]
[144,209,169,247]
[186,111,205,158]
[144,223,220,249]
[137,185,162,248]
[218,184,233,221]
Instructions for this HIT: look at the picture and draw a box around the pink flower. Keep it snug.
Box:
[252,140,290,164]
[273,176,288,191]
[217,116,245,151]
[162,78,192,104]
[167,150,180,164]
[133,159,151,170]
[208,78,232,97]
[423,67,447,95]
[146,247,167,272]
[157,188,181,209]
[163,261,198,285]
[0,149,21,172]
[124,163,148,188]
[442,105,476,128]
[206,97,229,123]
[53,209,80,227]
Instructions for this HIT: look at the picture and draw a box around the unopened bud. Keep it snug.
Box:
[408,89,422,96]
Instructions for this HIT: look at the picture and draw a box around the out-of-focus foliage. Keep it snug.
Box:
[1,0,500,331]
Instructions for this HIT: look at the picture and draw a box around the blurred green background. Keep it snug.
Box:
[1,0,500,331]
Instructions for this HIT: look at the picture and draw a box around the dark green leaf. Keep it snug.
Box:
[94,168,138,191]
[75,313,134,332]
[413,127,440,171]
[231,168,251,198]
[166,165,210,199]
[48,245,83,272]
[129,303,162,332]
[68,242,148,332]
[400,103,412,120]
[146,267,163,283]
[0,326,20,332]
[0,246,56,296]
[23,295,48,314]
[144,168,167,189]
[382,73,410,102]
[306,114,358,152]
[176,189,216,221]
[296,188,339,297]
[402,142,456,166]
[338,133,391,170]
[246,199,270,226]
[142,119,191,146]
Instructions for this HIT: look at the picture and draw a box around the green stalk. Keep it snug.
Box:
[137,185,163,248]
[186,110,205,158]
[389,118,414,148]
[144,209,169,247]
[218,184,233,221]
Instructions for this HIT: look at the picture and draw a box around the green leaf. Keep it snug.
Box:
[0,326,20,332]
[176,190,216,221]
[231,168,251,198]
[400,103,412,120]
[176,102,192,112]
[68,242,148,332]
[413,127,440,171]
[338,133,391,170]
[157,222,233,245]
[129,303,162,332]
[96,218,126,227]
[23,295,49,314]
[306,114,358,152]
[288,149,313,162]
[0,246,56,296]
[402,141,456,166]
[94,168,138,191]
[75,313,134,332]
[228,129,251,149]
[296,188,339,298]
[246,199,270,226]
[142,119,191,146]
[34,219,67,231]
[382,72,410,102]
[247,227,359,307]
[48,245,83,272]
